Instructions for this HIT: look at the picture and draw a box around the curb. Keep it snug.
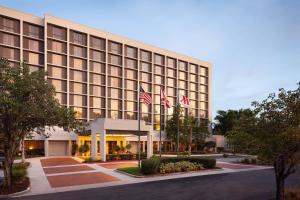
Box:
[0,186,31,198]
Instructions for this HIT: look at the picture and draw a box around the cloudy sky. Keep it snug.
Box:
[2,0,300,118]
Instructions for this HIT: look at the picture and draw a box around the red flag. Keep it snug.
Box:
[161,87,171,108]
[179,94,190,108]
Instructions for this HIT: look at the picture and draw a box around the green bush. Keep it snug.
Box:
[25,148,44,156]
[12,163,28,182]
[160,161,203,174]
[72,143,78,156]
[205,141,216,148]
[141,157,161,175]
[160,157,216,169]
[79,144,89,154]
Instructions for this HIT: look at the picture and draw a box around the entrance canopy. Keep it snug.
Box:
[90,118,153,161]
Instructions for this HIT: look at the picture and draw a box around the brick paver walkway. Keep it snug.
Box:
[47,172,119,188]
[41,157,81,167]
[43,165,94,174]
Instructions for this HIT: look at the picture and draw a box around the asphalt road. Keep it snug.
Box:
[11,168,300,200]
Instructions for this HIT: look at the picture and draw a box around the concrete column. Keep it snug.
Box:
[147,132,153,158]
[68,140,72,156]
[100,129,106,161]
[44,139,49,157]
[142,141,146,152]
[91,130,97,160]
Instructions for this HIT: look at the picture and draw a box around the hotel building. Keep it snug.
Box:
[0,6,212,159]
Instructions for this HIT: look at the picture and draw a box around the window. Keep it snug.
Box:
[140,50,151,62]
[90,62,105,73]
[109,54,121,65]
[109,99,121,110]
[70,58,87,70]
[73,107,87,119]
[71,45,86,57]
[200,93,208,101]
[125,80,137,90]
[190,64,197,74]
[125,58,137,69]
[167,87,175,96]
[179,71,186,80]
[167,68,175,77]
[70,95,87,107]
[155,65,164,74]
[109,77,121,87]
[179,61,187,71]
[109,88,121,99]
[154,54,164,65]
[125,102,136,111]
[90,74,104,85]
[126,46,137,58]
[200,76,208,84]
[70,82,87,94]
[70,70,87,82]
[200,67,208,76]
[140,72,151,82]
[73,32,86,45]
[3,18,15,32]
[52,26,65,40]
[48,79,67,92]
[190,83,197,91]
[90,109,104,119]
[109,41,121,54]
[179,80,187,89]
[90,50,105,62]
[48,40,66,53]
[190,91,197,99]
[0,46,19,61]
[48,66,67,79]
[55,93,67,105]
[140,62,151,72]
[48,53,66,66]
[26,52,41,65]
[200,85,208,93]
[90,85,104,97]
[154,75,163,85]
[28,24,40,38]
[1,33,17,46]
[125,69,137,79]
[190,74,197,82]
[90,97,103,108]
[109,66,121,76]
[167,58,176,67]
[125,90,136,101]
[90,36,105,50]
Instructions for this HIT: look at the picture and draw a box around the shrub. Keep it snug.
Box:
[119,154,134,160]
[205,141,216,148]
[141,157,160,175]
[12,163,28,182]
[113,145,121,154]
[125,144,132,152]
[241,158,250,164]
[251,158,257,164]
[72,143,78,156]
[160,157,216,169]
[25,148,44,156]
[223,153,229,158]
[160,161,204,174]
[78,144,89,154]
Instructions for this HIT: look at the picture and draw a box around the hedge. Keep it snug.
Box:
[141,156,216,175]
[160,157,216,169]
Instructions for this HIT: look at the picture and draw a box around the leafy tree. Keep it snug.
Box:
[214,109,256,136]
[0,59,77,191]
[228,83,300,200]
[166,104,208,154]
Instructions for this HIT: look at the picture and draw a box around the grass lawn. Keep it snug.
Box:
[117,167,143,176]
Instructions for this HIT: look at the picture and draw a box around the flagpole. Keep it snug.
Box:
[177,89,180,155]
[159,87,162,158]
[138,84,141,167]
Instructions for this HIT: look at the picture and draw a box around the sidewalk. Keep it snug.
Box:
[21,157,272,197]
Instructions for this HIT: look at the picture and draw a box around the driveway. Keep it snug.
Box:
[14,168,300,200]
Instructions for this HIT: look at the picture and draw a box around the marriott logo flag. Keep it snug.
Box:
[179,94,191,108]
[160,87,171,108]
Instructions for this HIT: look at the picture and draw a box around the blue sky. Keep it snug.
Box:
[2,0,300,118]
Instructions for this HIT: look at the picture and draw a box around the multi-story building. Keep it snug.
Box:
[0,6,212,158]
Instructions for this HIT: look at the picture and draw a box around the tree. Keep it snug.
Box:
[166,104,208,154]
[214,109,256,136]
[0,59,78,191]
[227,83,300,200]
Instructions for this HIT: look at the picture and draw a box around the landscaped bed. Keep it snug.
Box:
[117,156,218,177]
[0,162,30,195]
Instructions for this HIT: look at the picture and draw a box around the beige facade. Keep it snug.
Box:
[0,6,212,157]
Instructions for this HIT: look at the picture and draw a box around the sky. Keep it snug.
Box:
[1,0,300,119]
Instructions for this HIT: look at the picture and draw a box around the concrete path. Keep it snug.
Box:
[21,157,271,197]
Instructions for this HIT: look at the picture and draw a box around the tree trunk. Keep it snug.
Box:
[21,138,26,163]
[276,177,285,200]
[3,150,14,190]
[188,127,192,156]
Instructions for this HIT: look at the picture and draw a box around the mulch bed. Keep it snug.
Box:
[0,177,30,195]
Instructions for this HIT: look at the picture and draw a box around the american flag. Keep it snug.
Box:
[139,86,152,105]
